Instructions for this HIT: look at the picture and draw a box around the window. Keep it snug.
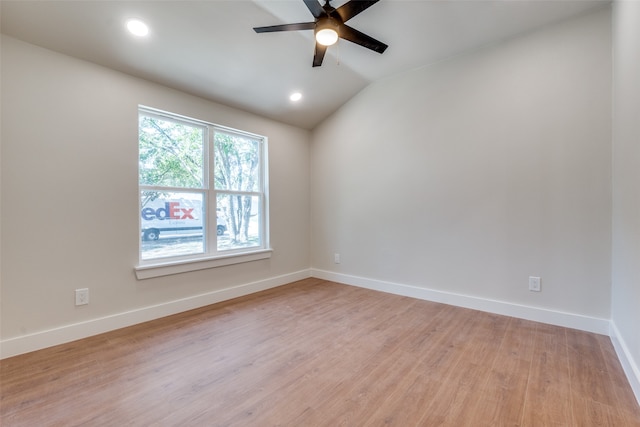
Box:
[136,107,269,278]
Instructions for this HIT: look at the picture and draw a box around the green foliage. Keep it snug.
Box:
[138,115,204,188]
[214,133,259,192]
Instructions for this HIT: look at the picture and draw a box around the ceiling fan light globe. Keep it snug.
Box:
[316,28,339,46]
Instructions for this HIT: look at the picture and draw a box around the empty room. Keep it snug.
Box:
[1,0,640,425]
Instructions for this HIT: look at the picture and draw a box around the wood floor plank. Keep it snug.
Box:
[302,300,451,426]
[521,323,574,426]
[223,295,432,426]
[596,334,640,424]
[457,317,536,426]
[572,396,632,426]
[567,329,621,408]
[413,310,511,426]
[1,278,639,426]
[356,304,480,426]
[162,284,397,426]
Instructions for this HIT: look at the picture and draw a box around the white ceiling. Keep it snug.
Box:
[1,0,609,130]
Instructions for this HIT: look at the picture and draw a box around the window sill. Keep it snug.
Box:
[135,249,273,280]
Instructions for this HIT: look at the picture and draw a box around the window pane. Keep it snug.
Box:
[140,191,205,260]
[139,115,204,188]
[217,194,261,251]
[214,132,260,192]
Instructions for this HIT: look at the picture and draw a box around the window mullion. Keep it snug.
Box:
[140,185,203,193]
[206,125,216,255]
[215,190,263,197]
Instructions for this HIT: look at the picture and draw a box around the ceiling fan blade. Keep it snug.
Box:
[313,43,328,67]
[253,22,315,33]
[339,24,388,54]
[303,0,325,19]
[333,0,379,22]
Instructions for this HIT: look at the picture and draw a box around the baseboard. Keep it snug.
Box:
[4,268,636,405]
[610,322,640,406]
[0,269,312,359]
[310,269,610,335]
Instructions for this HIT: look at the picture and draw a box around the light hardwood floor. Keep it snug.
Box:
[1,278,639,426]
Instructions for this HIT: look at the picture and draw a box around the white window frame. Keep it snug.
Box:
[135,106,271,279]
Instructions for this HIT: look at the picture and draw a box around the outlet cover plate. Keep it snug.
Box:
[75,288,89,305]
[529,277,541,292]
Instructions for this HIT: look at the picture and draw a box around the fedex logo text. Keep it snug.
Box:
[141,202,195,221]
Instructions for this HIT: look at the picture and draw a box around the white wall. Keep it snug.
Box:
[311,9,612,327]
[611,0,640,401]
[0,36,311,357]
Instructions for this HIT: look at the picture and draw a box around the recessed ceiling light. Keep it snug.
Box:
[126,19,149,37]
[290,92,302,102]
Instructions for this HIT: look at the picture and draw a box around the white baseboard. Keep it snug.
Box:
[0,269,312,359]
[3,268,637,405]
[310,269,611,335]
[610,322,640,406]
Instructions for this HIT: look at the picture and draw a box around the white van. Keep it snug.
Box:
[141,198,226,241]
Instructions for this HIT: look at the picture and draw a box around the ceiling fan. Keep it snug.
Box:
[253,0,388,67]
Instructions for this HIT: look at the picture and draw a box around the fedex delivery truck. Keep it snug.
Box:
[140,198,226,241]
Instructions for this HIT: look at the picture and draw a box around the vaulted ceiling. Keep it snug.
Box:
[1,0,609,129]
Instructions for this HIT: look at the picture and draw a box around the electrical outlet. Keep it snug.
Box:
[75,288,89,306]
[528,277,541,292]
[334,253,341,264]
